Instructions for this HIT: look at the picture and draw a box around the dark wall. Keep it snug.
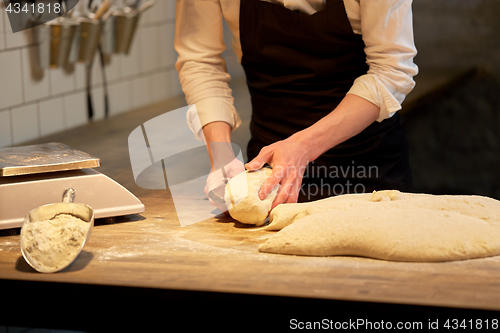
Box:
[403,1,500,199]
[412,0,500,76]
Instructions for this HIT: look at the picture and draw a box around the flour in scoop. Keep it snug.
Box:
[22,214,89,272]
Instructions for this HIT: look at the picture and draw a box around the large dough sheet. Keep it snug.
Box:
[259,191,500,262]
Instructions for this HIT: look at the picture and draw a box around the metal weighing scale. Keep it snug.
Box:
[0,142,145,230]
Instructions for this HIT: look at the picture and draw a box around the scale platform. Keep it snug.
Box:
[0,143,145,230]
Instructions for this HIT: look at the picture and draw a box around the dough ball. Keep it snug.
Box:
[225,169,279,226]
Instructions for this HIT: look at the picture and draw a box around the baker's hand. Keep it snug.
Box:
[245,135,311,210]
[200,121,245,213]
[204,157,245,213]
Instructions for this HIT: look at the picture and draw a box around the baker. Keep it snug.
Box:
[175,0,418,209]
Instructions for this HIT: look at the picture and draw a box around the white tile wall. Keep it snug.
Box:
[160,22,176,68]
[147,0,166,24]
[89,53,104,88]
[21,45,50,103]
[3,10,32,49]
[49,66,77,96]
[150,71,169,103]
[38,97,65,136]
[74,61,87,91]
[103,53,122,82]
[64,91,88,129]
[120,32,142,77]
[165,0,176,21]
[108,80,132,116]
[140,26,161,72]
[91,86,105,121]
[0,4,5,51]
[0,110,12,147]
[11,103,39,145]
[0,49,23,109]
[0,0,244,148]
[131,75,151,109]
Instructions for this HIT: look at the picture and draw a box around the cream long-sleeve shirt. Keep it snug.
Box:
[175,0,419,140]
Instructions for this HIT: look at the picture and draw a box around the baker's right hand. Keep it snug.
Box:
[204,157,245,213]
[200,121,245,213]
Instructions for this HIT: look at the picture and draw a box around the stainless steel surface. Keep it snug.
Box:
[67,23,81,64]
[33,24,51,69]
[0,142,100,177]
[101,15,115,55]
[77,17,104,64]
[113,0,154,54]
[20,188,94,273]
[113,10,139,54]
[48,17,79,68]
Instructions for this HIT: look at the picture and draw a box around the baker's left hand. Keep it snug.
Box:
[245,135,312,210]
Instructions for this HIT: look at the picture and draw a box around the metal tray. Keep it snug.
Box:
[0,142,100,177]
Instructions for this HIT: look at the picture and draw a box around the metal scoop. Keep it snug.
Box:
[20,188,94,273]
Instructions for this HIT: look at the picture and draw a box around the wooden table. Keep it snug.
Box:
[1,97,499,331]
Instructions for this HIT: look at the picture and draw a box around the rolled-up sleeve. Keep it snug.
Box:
[175,0,241,140]
[346,0,419,122]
